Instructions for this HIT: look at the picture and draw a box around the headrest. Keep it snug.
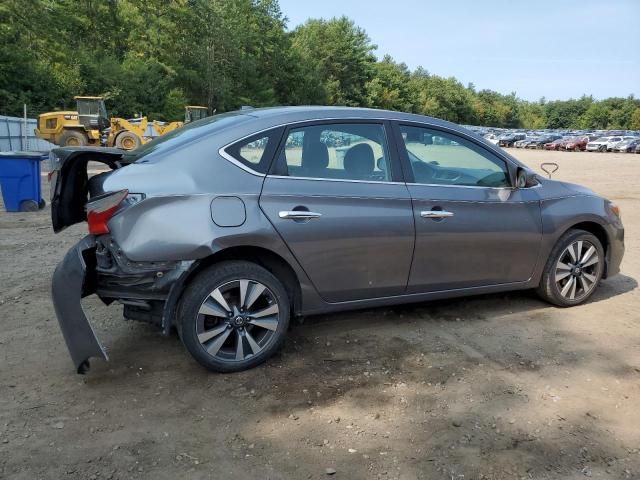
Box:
[344,143,375,178]
[301,141,329,170]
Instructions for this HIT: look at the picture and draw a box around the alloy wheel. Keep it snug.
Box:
[554,240,600,301]
[195,279,280,362]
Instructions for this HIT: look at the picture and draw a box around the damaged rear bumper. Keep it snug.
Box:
[52,235,195,374]
[52,236,107,374]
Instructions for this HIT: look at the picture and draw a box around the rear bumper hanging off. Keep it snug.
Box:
[52,236,107,374]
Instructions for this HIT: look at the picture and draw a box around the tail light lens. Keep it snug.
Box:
[86,190,129,235]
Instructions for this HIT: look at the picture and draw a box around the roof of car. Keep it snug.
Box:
[101,105,526,170]
[240,105,451,126]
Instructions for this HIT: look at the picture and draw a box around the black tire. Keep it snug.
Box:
[179,261,290,373]
[536,229,605,307]
[38,199,46,210]
[115,131,142,150]
[599,145,607,152]
[59,130,88,147]
[19,199,39,212]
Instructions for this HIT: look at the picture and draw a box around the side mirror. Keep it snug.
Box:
[516,168,538,188]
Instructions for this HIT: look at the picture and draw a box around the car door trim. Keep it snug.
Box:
[406,182,513,190]
[266,174,405,185]
[219,148,266,177]
[219,116,524,184]
[405,182,542,190]
[220,117,412,181]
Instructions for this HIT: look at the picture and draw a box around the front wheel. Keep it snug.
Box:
[179,261,290,372]
[536,229,604,307]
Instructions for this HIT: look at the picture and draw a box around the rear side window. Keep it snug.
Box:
[224,128,282,174]
[271,123,392,182]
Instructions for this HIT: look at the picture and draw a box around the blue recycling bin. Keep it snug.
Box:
[0,151,47,212]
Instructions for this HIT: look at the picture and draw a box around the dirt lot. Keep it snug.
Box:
[1,149,638,480]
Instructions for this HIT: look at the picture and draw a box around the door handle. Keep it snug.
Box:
[421,210,454,219]
[279,210,322,220]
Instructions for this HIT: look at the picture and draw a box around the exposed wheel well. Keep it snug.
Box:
[179,246,302,317]
[566,221,610,275]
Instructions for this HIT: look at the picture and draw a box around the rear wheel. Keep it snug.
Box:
[179,261,290,372]
[115,131,142,150]
[59,130,88,147]
[536,229,604,307]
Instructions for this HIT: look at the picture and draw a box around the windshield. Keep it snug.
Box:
[125,111,249,162]
[77,99,107,118]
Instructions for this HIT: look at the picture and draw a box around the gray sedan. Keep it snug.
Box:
[49,106,625,374]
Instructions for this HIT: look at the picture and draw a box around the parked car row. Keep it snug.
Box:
[586,136,640,153]
[544,135,598,152]
[477,129,640,153]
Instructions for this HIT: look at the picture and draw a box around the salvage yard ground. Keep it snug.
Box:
[0,149,638,480]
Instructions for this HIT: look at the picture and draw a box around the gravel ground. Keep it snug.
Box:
[0,149,638,480]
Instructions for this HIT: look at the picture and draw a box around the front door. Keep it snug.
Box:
[260,121,415,302]
[394,123,542,293]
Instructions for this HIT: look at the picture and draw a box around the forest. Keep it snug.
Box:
[2,0,639,129]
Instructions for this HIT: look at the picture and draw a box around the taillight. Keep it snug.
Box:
[86,190,129,235]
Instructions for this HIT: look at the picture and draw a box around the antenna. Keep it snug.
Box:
[540,163,559,179]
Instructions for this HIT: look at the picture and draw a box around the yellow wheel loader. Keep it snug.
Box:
[35,97,108,147]
[154,106,211,136]
[36,98,209,151]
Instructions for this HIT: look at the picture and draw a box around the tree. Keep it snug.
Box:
[365,56,412,112]
[579,103,611,129]
[630,107,640,130]
[291,17,377,106]
[544,96,593,129]
[407,71,475,124]
[0,1,638,130]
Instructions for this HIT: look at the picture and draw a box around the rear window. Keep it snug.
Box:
[127,111,249,163]
[223,128,283,174]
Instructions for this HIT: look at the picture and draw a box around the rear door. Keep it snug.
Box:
[259,121,415,302]
[394,122,542,293]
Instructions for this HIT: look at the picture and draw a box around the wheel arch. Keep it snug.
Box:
[560,221,611,277]
[162,245,302,334]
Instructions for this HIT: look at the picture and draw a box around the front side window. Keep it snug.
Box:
[399,125,511,188]
[273,123,392,182]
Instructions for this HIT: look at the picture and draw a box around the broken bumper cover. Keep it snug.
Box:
[52,236,107,374]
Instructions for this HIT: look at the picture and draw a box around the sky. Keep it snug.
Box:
[277,0,640,101]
